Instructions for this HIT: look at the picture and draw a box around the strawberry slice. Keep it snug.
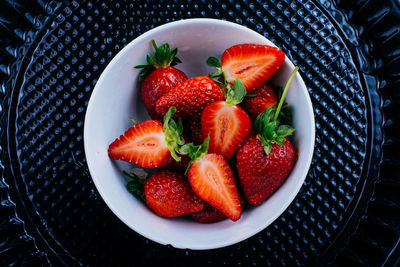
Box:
[221,44,285,92]
[201,79,251,159]
[108,107,185,168]
[108,120,172,168]
[201,100,250,159]
[188,153,242,221]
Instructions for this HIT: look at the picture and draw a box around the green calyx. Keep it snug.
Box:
[254,66,299,155]
[124,171,146,201]
[206,56,246,105]
[134,40,182,80]
[225,78,246,106]
[179,135,210,175]
[163,106,185,162]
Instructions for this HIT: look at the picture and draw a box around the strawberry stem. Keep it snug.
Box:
[151,39,158,50]
[179,135,210,175]
[273,66,299,123]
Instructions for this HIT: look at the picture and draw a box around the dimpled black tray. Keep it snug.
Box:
[0,0,399,266]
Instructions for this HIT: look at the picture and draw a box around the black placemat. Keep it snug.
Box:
[0,0,399,266]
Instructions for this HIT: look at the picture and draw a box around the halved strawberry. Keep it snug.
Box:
[108,120,172,168]
[180,137,242,221]
[188,153,242,221]
[202,101,250,159]
[191,189,247,223]
[145,170,205,217]
[219,44,285,93]
[201,79,251,159]
[108,107,185,168]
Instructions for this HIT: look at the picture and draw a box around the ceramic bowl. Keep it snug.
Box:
[84,18,315,250]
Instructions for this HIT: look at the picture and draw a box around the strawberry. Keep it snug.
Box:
[155,76,223,119]
[135,40,188,120]
[237,133,295,205]
[190,204,227,223]
[189,120,204,145]
[240,83,277,120]
[201,79,251,159]
[191,189,247,223]
[207,44,285,93]
[144,170,205,217]
[236,67,299,205]
[108,107,185,168]
[180,137,242,221]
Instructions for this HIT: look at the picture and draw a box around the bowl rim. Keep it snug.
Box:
[84,18,315,250]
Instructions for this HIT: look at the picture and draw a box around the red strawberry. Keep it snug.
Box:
[191,189,247,223]
[201,79,251,159]
[108,120,172,168]
[135,41,188,120]
[190,204,227,223]
[144,170,205,217]
[180,136,241,221]
[189,120,204,145]
[108,107,185,168]
[155,76,223,119]
[221,44,285,92]
[202,101,250,159]
[141,67,187,120]
[236,133,295,205]
[240,84,277,120]
[236,67,299,206]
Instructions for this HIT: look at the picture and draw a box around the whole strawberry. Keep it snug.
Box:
[237,133,294,205]
[144,170,205,217]
[124,170,205,217]
[135,40,188,120]
[240,83,277,120]
[236,67,299,206]
[155,76,223,119]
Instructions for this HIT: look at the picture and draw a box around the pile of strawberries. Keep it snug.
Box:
[108,40,298,223]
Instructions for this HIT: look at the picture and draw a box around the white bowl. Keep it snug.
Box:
[84,18,315,250]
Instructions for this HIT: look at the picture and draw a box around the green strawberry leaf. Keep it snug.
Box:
[163,106,185,162]
[276,124,295,137]
[134,40,182,80]
[226,78,246,106]
[123,171,145,201]
[206,57,221,68]
[179,135,210,175]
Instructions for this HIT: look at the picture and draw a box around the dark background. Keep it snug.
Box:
[0,0,399,266]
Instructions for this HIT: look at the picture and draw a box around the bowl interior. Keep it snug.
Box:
[84,19,315,250]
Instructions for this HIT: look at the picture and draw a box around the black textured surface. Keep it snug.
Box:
[0,0,399,266]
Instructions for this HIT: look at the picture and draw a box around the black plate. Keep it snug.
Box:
[0,0,399,266]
